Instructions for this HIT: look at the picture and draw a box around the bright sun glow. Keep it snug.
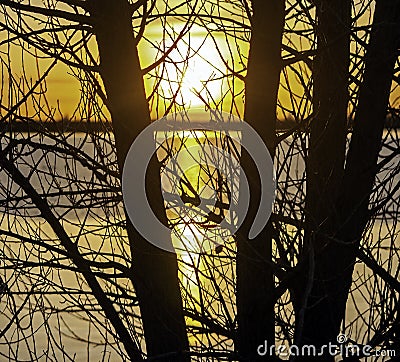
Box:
[178,58,223,107]
[153,25,227,108]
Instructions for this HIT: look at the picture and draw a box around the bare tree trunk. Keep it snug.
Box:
[306,0,350,239]
[330,0,400,347]
[295,0,400,359]
[236,1,285,360]
[293,0,351,353]
[91,1,189,360]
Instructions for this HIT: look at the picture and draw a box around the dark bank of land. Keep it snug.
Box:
[0,120,113,133]
[1,112,399,133]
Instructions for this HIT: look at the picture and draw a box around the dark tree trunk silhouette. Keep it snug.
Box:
[91,1,189,360]
[295,0,400,358]
[237,1,285,360]
[305,0,350,244]
[293,0,351,352]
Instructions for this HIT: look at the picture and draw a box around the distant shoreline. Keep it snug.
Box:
[1,117,399,133]
[0,121,113,133]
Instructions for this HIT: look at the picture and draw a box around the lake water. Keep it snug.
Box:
[0,130,398,361]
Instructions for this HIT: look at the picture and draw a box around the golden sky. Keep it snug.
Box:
[0,1,398,122]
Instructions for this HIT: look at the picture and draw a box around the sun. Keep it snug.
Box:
[179,56,222,107]
[153,25,226,109]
